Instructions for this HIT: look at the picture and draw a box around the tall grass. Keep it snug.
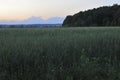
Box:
[0,27,120,80]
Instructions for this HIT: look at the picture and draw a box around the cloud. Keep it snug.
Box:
[0,16,65,24]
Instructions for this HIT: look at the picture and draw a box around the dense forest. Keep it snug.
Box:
[63,4,120,27]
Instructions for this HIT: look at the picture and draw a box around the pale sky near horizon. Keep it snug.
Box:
[0,0,120,20]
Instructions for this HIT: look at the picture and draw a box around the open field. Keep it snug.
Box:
[0,27,120,80]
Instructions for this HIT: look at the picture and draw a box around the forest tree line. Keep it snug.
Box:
[63,4,120,27]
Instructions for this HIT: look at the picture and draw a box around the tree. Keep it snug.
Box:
[62,4,120,27]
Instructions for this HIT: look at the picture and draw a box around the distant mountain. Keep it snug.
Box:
[63,4,120,27]
[0,16,65,25]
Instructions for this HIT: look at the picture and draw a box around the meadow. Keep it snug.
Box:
[0,27,120,80]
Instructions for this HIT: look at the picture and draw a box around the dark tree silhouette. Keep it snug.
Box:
[63,4,120,27]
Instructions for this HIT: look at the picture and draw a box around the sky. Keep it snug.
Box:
[0,0,120,21]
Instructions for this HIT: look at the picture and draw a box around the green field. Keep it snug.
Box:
[0,27,120,80]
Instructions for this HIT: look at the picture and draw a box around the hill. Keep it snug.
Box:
[62,4,120,27]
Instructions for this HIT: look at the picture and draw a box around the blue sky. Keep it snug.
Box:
[0,0,120,20]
